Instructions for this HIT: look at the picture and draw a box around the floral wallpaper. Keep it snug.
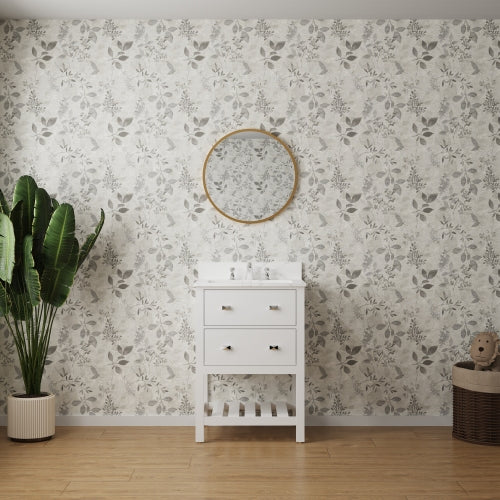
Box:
[205,133,295,221]
[0,19,499,418]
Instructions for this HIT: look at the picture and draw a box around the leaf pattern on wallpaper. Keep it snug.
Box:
[0,19,498,417]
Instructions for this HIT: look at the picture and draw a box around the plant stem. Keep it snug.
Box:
[5,285,58,395]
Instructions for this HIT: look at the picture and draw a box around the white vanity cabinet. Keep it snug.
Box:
[194,262,305,442]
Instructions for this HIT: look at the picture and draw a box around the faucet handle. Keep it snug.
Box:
[245,261,253,280]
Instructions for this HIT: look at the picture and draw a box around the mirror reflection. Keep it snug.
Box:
[203,129,297,223]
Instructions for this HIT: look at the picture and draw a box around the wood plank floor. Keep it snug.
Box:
[0,426,499,499]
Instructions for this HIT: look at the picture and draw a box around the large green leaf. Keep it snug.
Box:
[0,213,15,283]
[0,189,10,216]
[43,203,75,269]
[9,290,31,320]
[40,236,78,307]
[40,266,77,307]
[32,188,52,274]
[10,200,27,266]
[40,265,78,309]
[78,209,105,270]
[23,235,41,307]
[13,175,37,236]
[0,281,10,316]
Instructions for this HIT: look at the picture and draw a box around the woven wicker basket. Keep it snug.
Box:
[452,361,500,446]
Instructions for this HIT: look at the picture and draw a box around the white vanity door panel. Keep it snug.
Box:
[204,289,296,326]
[204,329,296,366]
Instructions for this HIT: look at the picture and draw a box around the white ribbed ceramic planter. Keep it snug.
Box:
[7,393,55,442]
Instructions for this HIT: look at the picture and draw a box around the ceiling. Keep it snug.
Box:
[1,0,499,19]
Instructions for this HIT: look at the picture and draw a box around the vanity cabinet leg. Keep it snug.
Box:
[296,421,305,443]
[195,421,204,443]
[195,373,205,443]
[296,374,305,443]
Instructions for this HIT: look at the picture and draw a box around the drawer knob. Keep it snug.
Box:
[221,345,232,350]
[269,345,279,350]
[269,305,279,310]
[221,305,232,310]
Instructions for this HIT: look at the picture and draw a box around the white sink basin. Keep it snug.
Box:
[195,263,305,288]
[204,279,294,286]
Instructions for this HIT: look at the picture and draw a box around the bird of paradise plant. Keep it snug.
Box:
[0,175,104,396]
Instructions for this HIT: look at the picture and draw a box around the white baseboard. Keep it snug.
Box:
[0,415,452,426]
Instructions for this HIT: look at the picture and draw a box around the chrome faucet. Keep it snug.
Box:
[264,267,270,280]
[245,262,253,280]
[230,267,235,280]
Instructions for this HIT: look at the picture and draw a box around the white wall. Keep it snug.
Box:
[0,19,499,418]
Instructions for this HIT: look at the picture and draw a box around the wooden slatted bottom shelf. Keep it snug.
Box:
[204,401,296,426]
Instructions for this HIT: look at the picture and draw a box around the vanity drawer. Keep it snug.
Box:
[204,289,296,326]
[204,329,296,366]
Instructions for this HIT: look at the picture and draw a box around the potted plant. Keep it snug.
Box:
[0,175,104,441]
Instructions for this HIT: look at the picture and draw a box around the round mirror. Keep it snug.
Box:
[203,129,298,223]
